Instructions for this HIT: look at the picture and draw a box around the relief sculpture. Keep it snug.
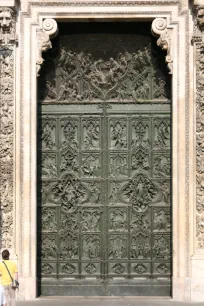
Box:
[0,8,15,249]
[37,25,171,290]
[38,34,170,103]
[195,7,204,248]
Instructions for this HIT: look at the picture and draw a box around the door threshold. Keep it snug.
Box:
[37,296,172,300]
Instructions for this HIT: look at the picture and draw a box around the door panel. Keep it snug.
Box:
[37,22,171,296]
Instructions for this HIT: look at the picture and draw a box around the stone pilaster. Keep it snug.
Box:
[0,6,17,252]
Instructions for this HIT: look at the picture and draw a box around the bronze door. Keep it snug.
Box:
[37,22,171,296]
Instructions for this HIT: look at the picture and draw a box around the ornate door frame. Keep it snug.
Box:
[12,0,197,301]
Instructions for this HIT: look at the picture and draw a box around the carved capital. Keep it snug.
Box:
[36,19,58,77]
[0,7,16,44]
[151,18,172,74]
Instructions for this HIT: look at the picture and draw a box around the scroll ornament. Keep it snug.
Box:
[36,18,58,76]
[151,18,173,74]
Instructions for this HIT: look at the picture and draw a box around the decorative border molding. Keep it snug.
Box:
[29,0,180,7]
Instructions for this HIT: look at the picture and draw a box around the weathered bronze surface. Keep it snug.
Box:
[37,22,171,296]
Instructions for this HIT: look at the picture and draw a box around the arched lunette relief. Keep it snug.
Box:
[151,18,173,74]
[36,18,58,76]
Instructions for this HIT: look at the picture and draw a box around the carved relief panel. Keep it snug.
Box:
[194,6,204,248]
[0,7,16,251]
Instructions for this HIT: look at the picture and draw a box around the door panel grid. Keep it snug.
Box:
[37,22,171,296]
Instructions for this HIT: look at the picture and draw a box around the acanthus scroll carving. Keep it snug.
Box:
[36,19,58,76]
[195,6,204,248]
[151,18,173,74]
[0,15,15,249]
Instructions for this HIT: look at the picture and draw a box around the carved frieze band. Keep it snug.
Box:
[195,6,204,248]
[151,18,173,74]
[36,18,58,76]
[0,7,16,249]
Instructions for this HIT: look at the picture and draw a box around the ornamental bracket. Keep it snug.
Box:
[36,18,58,77]
[151,18,173,74]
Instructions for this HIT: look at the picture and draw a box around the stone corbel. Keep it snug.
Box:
[36,18,58,77]
[151,18,173,74]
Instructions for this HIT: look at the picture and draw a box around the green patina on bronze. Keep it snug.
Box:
[37,22,171,296]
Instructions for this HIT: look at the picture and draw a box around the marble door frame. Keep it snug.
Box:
[15,0,197,301]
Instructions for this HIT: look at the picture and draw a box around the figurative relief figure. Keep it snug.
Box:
[110,119,127,149]
[109,236,127,259]
[153,154,170,177]
[59,212,79,259]
[121,173,159,213]
[109,153,128,177]
[60,146,79,175]
[153,235,170,259]
[82,119,100,150]
[41,207,57,232]
[154,119,170,149]
[131,118,150,148]
[82,154,100,177]
[41,154,57,178]
[109,182,119,204]
[60,234,79,260]
[153,209,170,232]
[82,235,100,259]
[160,181,170,204]
[41,236,57,259]
[41,120,56,150]
[134,263,147,274]
[85,181,100,204]
[131,147,149,171]
[60,119,78,149]
[131,233,151,259]
[109,208,127,231]
[50,173,88,213]
[81,210,101,232]
[131,212,150,234]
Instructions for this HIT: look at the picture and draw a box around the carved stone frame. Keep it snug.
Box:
[17,1,196,301]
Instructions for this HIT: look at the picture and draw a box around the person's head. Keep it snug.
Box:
[2,249,9,260]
